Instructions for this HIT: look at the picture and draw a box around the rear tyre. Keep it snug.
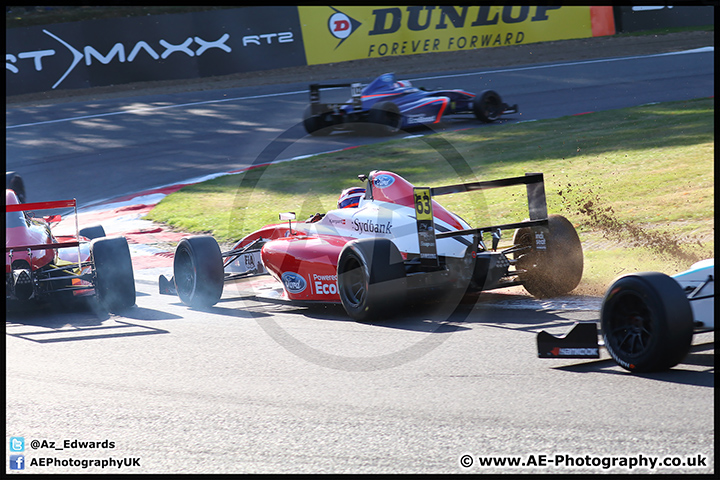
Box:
[173,236,224,308]
[91,237,136,312]
[473,90,503,123]
[601,272,694,372]
[368,101,401,135]
[513,214,583,298]
[6,171,26,203]
[337,238,407,322]
[303,106,331,136]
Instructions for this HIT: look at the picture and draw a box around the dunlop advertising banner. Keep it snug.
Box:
[299,6,612,65]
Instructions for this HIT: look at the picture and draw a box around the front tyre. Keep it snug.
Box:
[601,272,693,372]
[473,90,503,123]
[79,225,106,240]
[173,236,224,308]
[368,101,402,135]
[513,214,583,298]
[337,238,406,322]
[91,237,136,312]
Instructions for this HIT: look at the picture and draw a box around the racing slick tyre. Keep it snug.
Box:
[173,235,224,309]
[368,101,402,135]
[473,90,503,123]
[91,237,136,312]
[600,272,694,373]
[337,238,407,322]
[6,171,26,203]
[513,214,583,298]
[79,225,106,240]
[303,106,331,136]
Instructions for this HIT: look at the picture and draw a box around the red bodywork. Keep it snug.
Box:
[223,171,467,303]
[6,190,93,300]
[5,190,57,272]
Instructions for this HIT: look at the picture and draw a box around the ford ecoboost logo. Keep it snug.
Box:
[281,271,307,293]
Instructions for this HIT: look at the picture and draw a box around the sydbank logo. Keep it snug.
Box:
[328,7,362,48]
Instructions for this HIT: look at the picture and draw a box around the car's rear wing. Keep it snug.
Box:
[406,173,549,267]
[431,172,549,239]
[308,82,364,114]
[6,199,83,267]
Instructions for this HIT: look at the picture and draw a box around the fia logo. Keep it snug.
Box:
[328,7,362,48]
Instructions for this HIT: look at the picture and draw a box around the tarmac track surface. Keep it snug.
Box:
[5,45,715,474]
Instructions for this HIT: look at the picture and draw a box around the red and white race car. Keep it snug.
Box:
[6,172,135,312]
[160,170,584,321]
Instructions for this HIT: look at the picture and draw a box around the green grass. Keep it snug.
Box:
[146,98,714,293]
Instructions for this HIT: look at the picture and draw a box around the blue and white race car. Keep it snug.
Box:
[537,259,714,372]
[303,72,518,135]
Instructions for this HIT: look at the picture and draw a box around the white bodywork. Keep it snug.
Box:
[673,258,714,330]
[301,198,473,259]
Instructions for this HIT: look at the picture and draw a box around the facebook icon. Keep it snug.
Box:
[10,455,25,470]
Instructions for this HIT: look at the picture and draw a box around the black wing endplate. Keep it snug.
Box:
[537,322,600,359]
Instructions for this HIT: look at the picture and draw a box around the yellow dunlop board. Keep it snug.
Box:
[299,6,594,65]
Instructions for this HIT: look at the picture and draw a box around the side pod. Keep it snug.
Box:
[537,322,600,359]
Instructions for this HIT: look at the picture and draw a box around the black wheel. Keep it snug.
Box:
[473,90,503,122]
[91,237,136,312]
[6,171,26,203]
[173,236,224,308]
[368,101,401,135]
[79,225,106,240]
[601,272,694,372]
[337,238,407,322]
[303,105,331,136]
[513,214,583,298]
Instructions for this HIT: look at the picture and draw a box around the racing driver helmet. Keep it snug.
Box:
[338,187,366,209]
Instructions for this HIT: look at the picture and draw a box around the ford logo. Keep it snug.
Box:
[373,174,395,189]
[281,271,307,293]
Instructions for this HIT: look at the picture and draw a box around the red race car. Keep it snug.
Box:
[6,172,135,312]
[160,170,583,322]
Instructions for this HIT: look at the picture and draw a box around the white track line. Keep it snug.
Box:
[7,47,712,130]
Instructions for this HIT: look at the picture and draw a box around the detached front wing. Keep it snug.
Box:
[537,322,601,359]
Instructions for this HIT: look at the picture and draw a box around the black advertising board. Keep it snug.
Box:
[614,5,714,33]
[6,7,307,96]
